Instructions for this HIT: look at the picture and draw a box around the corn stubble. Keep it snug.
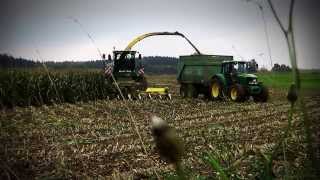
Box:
[0,75,319,179]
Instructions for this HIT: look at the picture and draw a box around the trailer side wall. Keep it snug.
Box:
[177,55,233,85]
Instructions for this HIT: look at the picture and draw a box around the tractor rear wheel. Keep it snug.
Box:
[229,84,246,102]
[209,78,223,100]
[180,84,188,98]
[253,85,269,102]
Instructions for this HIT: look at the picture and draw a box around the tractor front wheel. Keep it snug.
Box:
[229,84,246,102]
[253,85,269,102]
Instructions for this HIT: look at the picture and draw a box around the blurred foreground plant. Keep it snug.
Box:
[151,116,186,179]
[267,0,318,177]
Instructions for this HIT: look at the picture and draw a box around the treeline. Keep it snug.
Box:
[45,61,105,69]
[272,63,291,72]
[141,56,178,74]
[0,54,178,74]
[0,54,40,68]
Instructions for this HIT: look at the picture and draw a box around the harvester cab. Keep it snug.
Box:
[104,50,149,99]
[112,50,143,76]
[113,51,136,70]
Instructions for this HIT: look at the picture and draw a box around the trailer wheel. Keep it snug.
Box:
[229,84,246,102]
[187,84,198,98]
[253,85,269,102]
[180,84,188,98]
[210,78,223,100]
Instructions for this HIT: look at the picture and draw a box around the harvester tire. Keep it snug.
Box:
[140,77,148,91]
[253,85,269,102]
[229,84,246,102]
[209,78,223,100]
[180,84,188,98]
[121,88,129,99]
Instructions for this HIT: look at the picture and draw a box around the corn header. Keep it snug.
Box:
[103,31,201,100]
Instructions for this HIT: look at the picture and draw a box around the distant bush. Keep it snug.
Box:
[272,63,291,72]
[246,59,259,73]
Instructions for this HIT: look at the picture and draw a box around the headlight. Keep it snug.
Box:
[248,78,258,85]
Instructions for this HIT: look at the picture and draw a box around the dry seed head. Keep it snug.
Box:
[150,115,184,165]
[151,115,168,129]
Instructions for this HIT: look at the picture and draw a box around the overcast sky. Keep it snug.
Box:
[0,0,319,69]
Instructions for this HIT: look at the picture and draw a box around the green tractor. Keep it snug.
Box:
[210,61,268,102]
[177,55,268,102]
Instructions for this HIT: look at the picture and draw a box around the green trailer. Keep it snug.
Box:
[177,55,268,102]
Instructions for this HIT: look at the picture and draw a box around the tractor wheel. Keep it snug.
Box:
[253,85,269,102]
[180,84,188,98]
[229,84,246,102]
[187,84,198,98]
[209,78,223,100]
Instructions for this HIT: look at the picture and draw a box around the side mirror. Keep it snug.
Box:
[138,54,142,60]
[102,54,106,60]
[108,54,111,61]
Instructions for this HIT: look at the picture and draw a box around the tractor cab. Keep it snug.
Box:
[221,61,249,85]
[221,61,247,74]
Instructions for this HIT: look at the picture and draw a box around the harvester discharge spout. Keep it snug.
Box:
[124,31,201,55]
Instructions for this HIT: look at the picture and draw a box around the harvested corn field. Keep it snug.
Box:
[1,75,319,179]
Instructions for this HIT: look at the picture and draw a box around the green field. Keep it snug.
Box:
[257,71,320,90]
